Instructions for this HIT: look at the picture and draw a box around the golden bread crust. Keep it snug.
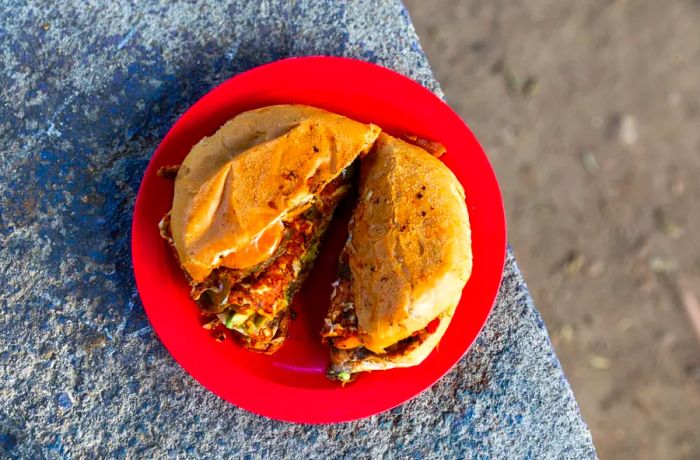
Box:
[347,133,472,353]
[170,105,381,282]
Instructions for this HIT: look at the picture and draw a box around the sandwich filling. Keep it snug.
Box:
[319,133,471,382]
[320,251,443,381]
[161,168,353,353]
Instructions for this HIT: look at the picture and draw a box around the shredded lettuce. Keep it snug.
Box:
[223,312,249,329]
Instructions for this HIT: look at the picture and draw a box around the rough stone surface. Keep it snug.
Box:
[0,1,596,458]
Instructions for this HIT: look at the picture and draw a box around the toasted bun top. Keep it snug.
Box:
[171,105,381,282]
[347,133,472,353]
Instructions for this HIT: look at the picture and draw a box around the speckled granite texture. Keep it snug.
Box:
[0,1,596,458]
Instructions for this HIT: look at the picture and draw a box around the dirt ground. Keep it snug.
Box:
[405,1,700,458]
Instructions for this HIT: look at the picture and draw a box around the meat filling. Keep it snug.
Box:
[320,253,358,345]
[161,170,352,352]
[157,164,180,180]
[322,254,441,375]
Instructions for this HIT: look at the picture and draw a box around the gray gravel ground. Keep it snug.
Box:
[0,1,596,458]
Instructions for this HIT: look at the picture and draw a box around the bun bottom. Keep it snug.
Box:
[326,305,455,381]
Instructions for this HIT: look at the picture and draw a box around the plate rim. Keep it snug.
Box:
[131,56,507,424]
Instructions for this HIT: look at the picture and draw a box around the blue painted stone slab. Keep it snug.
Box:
[0,1,596,458]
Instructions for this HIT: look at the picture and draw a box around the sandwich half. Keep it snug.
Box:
[321,133,472,381]
[160,105,380,353]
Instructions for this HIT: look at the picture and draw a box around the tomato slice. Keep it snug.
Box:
[426,317,440,334]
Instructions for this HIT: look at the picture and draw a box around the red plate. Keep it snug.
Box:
[132,57,506,423]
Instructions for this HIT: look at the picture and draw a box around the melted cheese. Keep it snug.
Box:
[334,335,362,349]
[220,220,284,269]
